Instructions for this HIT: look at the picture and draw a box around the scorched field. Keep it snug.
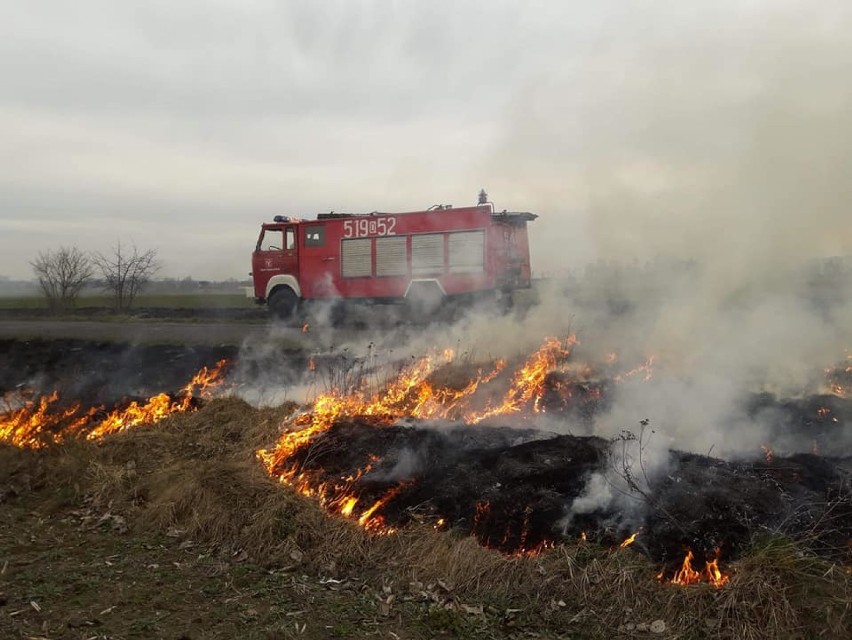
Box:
[1,331,851,640]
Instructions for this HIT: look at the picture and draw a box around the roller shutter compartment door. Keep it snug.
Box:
[375,236,407,277]
[341,238,372,278]
[411,234,444,276]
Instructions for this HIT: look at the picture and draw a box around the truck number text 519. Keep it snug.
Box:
[343,217,397,239]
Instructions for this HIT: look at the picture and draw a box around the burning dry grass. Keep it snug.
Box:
[1,397,850,638]
[0,359,228,448]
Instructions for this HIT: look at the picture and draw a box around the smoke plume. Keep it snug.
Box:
[473,1,852,457]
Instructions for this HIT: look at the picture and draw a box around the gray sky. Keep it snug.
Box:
[1,0,850,280]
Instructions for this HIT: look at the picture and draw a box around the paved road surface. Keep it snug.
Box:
[0,319,318,346]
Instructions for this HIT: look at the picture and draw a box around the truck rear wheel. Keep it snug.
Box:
[268,287,299,321]
[404,281,445,323]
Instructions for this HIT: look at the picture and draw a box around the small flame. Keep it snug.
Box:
[619,530,639,548]
[473,501,492,528]
[761,445,773,464]
[339,496,358,517]
[672,550,701,585]
[613,355,655,383]
[660,548,730,587]
[358,484,405,533]
[302,323,310,333]
[705,548,730,587]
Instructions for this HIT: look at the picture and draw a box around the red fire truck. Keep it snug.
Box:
[250,191,536,320]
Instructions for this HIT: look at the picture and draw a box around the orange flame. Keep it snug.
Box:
[468,336,576,423]
[661,548,730,587]
[358,484,405,533]
[339,496,358,517]
[705,548,730,587]
[0,391,94,449]
[87,360,228,440]
[1,360,228,448]
[619,530,640,548]
[671,549,701,585]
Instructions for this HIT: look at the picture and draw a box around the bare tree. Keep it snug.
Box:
[30,246,94,312]
[92,241,159,312]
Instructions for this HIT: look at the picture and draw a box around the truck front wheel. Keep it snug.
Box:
[268,287,299,321]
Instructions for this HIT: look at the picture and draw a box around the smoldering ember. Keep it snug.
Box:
[2,336,851,589]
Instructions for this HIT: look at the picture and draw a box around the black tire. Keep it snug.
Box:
[268,287,299,321]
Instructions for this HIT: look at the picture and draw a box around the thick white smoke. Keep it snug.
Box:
[474,1,852,457]
[237,2,852,464]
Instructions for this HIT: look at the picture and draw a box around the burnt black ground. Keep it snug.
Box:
[746,392,852,456]
[272,418,852,569]
[0,338,237,404]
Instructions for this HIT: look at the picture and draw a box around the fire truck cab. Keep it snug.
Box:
[251,193,536,321]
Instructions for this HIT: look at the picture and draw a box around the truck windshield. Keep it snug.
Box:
[259,230,283,251]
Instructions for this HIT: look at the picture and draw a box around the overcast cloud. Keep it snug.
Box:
[1,0,850,279]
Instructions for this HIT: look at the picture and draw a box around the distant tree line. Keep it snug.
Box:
[31,242,159,313]
[143,276,250,294]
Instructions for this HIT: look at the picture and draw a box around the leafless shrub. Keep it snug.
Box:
[30,246,93,312]
[608,421,687,536]
[92,241,159,312]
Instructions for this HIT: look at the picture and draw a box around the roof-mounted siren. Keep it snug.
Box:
[478,188,493,210]
[273,215,291,223]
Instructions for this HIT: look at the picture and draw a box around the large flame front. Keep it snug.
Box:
[257,336,661,537]
[0,360,228,448]
[258,337,581,532]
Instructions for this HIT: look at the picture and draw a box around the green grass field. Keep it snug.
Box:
[0,293,256,310]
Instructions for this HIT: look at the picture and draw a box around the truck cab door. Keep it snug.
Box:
[253,226,299,298]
